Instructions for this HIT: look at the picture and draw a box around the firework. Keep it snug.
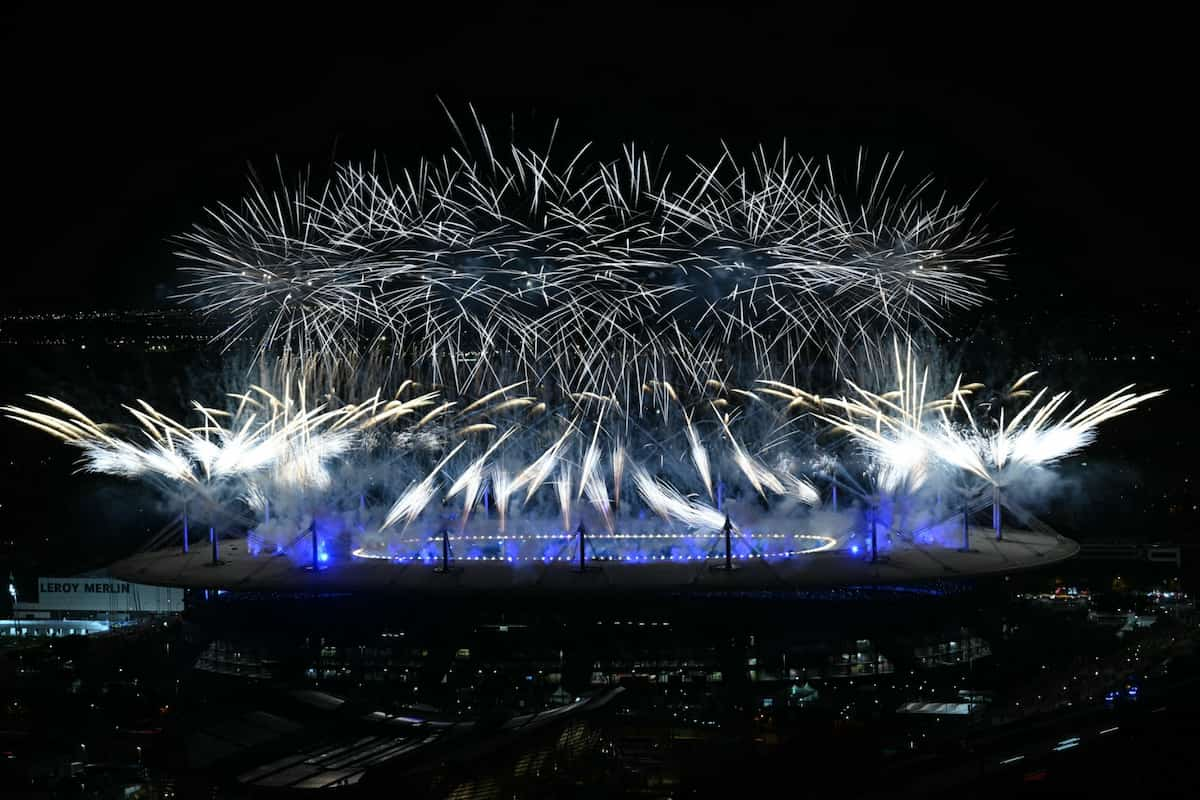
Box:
[779,343,1164,543]
[5,111,1171,574]
[176,116,1005,392]
[630,463,726,533]
[3,338,1162,571]
[795,340,966,495]
[935,382,1167,477]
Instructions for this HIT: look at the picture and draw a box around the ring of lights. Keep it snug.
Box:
[350,531,838,564]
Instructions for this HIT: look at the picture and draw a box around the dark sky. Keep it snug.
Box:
[2,3,1195,310]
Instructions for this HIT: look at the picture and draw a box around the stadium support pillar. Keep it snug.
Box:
[577,522,588,572]
[869,508,878,563]
[992,485,1002,541]
[310,520,319,571]
[961,505,970,551]
[724,515,734,571]
[182,505,189,554]
[710,515,737,572]
[435,528,451,574]
[210,527,218,565]
[831,482,838,513]
[265,497,270,525]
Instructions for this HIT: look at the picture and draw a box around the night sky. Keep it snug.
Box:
[2,4,1196,311]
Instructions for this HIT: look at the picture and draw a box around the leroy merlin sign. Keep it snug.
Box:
[39,579,132,595]
[18,576,183,613]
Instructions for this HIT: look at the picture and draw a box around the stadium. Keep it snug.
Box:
[107,524,1078,595]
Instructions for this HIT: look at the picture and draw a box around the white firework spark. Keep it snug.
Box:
[176,115,1005,392]
[781,342,1165,499]
[630,463,726,533]
[938,381,1167,479]
[490,467,515,533]
[684,413,714,502]
[4,341,1162,562]
[801,340,965,494]
[380,442,466,532]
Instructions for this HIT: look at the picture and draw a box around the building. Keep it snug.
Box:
[3,571,183,638]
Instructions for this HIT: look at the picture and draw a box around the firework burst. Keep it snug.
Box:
[176,114,1005,393]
